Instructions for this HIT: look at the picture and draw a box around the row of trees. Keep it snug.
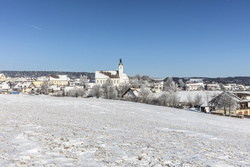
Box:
[80,77,204,109]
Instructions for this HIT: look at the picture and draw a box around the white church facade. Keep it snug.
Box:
[95,59,129,86]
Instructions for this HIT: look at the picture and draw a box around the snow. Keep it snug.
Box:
[0,94,250,166]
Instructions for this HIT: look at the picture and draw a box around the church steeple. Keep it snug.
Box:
[118,58,123,77]
[119,58,123,66]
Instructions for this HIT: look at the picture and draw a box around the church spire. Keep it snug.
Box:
[119,58,123,66]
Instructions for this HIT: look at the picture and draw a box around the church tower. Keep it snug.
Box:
[118,58,123,81]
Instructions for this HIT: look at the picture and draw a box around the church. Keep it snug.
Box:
[95,59,129,86]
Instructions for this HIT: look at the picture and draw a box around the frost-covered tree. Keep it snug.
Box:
[158,92,169,106]
[158,91,180,107]
[141,75,151,81]
[178,79,185,90]
[210,92,238,115]
[164,77,178,92]
[168,91,180,107]
[102,79,117,99]
[135,74,141,80]
[193,94,203,107]
[68,88,86,97]
[89,85,102,98]
[80,75,88,90]
[139,85,152,103]
[106,86,117,99]
[130,78,141,88]
[116,83,131,98]
[41,81,49,95]
[186,95,194,108]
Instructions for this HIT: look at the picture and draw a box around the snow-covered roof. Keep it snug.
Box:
[37,76,49,81]
[122,73,129,80]
[95,71,119,79]
[188,79,203,83]
[0,82,10,89]
[49,75,69,81]
[123,88,141,97]
[186,83,204,86]
[14,82,34,88]
[0,73,5,78]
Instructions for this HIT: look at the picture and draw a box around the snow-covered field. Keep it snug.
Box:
[0,94,250,166]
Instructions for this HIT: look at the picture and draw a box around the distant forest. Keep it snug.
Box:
[0,71,95,79]
[170,77,250,86]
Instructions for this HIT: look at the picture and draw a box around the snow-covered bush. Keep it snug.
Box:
[138,85,153,103]
[68,88,86,97]
[89,85,102,98]
[157,91,180,107]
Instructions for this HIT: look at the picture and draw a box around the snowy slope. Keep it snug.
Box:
[0,94,249,166]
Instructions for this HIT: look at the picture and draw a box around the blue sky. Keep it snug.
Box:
[0,0,250,78]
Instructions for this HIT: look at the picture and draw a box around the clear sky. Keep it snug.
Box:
[0,0,250,78]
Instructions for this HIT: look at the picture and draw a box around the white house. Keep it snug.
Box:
[95,59,129,86]
[0,73,6,82]
[48,75,69,86]
[223,84,239,91]
[151,78,164,93]
[14,82,36,93]
[186,79,204,91]
[205,82,221,90]
[122,88,141,98]
[0,82,11,93]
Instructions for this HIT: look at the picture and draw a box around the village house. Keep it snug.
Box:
[210,91,250,116]
[5,77,19,83]
[122,88,141,99]
[48,75,69,86]
[48,85,61,94]
[223,84,239,91]
[95,59,129,86]
[238,84,246,91]
[33,76,49,88]
[151,79,164,93]
[205,82,221,91]
[186,79,204,91]
[0,82,11,94]
[14,82,36,93]
[0,73,6,82]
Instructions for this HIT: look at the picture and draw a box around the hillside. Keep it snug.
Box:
[170,76,250,86]
[0,95,249,166]
[0,70,95,79]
